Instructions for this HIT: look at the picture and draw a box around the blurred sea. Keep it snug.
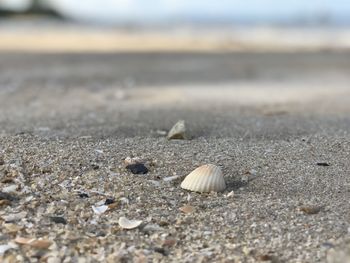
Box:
[1,0,350,26]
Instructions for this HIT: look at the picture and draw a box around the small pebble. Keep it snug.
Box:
[154,247,168,256]
[91,164,99,170]
[316,162,330,166]
[104,198,115,205]
[126,163,148,174]
[78,193,89,198]
[50,216,67,225]
[300,205,323,215]
[257,254,275,261]
[0,191,18,201]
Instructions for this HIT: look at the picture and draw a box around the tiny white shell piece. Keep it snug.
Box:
[124,156,143,165]
[118,217,142,229]
[92,205,109,215]
[2,184,17,193]
[181,164,226,193]
[0,244,17,255]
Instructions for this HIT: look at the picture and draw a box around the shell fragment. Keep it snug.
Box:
[92,205,109,215]
[167,120,186,140]
[118,217,142,229]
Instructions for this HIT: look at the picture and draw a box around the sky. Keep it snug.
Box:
[2,0,350,24]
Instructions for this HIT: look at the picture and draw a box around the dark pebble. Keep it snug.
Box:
[50,216,67,224]
[126,163,148,174]
[316,162,330,166]
[104,198,115,205]
[1,178,14,184]
[78,193,89,198]
[91,164,99,170]
[0,191,18,201]
[154,247,169,256]
[322,242,334,248]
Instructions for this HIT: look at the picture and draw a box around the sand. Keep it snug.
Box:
[2,20,350,52]
[0,51,350,262]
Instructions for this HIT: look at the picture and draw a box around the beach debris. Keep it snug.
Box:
[107,202,119,211]
[92,205,109,215]
[14,237,52,249]
[242,246,253,256]
[126,163,148,174]
[50,216,67,225]
[181,164,226,193]
[118,217,142,229]
[256,254,277,261]
[179,204,195,214]
[300,205,323,215]
[91,164,99,170]
[0,191,18,201]
[154,247,169,256]
[167,120,186,140]
[124,156,143,165]
[316,162,330,166]
[0,244,17,255]
[1,177,15,184]
[2,184,17,193]
[163,175,181,182]
[102,198,118,210]
[2,211,27,222]
[78,192,89,198]
[226,191,234,198]
[120,197,130,205]
[104,198,115,205]
[159,222,169,228]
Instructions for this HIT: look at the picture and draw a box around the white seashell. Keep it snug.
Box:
[180,164,226,193]
[118,217,142,229]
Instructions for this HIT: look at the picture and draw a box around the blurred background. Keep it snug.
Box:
[1,0,350,25]
[1,0,350,137]
[1,0,350,52]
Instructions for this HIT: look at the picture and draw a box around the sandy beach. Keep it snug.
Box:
[0,47,350,262]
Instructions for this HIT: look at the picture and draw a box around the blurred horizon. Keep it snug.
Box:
[1,0,350,26]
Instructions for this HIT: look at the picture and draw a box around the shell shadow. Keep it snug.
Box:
[225,179,248,191]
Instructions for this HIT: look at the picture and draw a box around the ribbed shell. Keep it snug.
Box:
[180,164,226,193]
